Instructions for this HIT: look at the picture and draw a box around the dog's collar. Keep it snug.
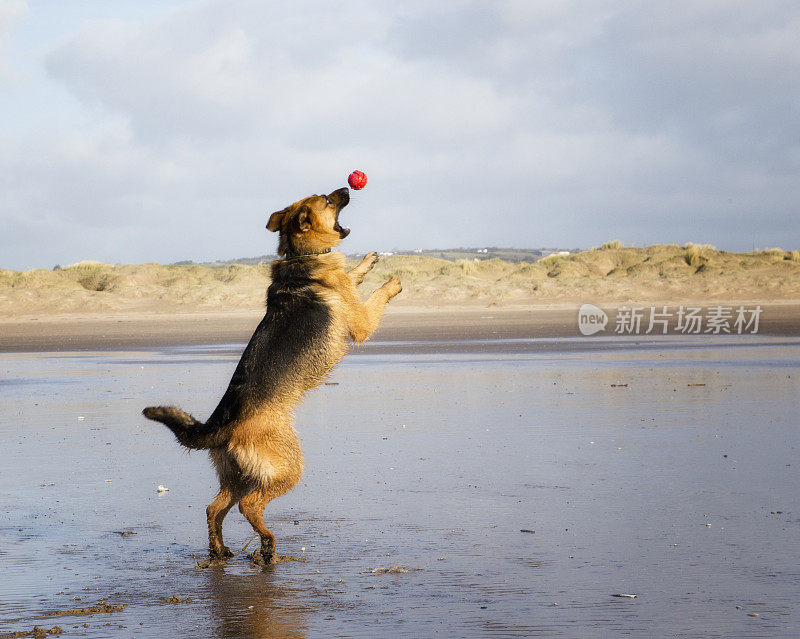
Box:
[283,248,331,261]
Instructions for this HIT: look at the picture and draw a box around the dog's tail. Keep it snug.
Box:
[142,406,218,450]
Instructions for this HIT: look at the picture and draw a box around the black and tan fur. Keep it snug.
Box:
[143,187,401,564]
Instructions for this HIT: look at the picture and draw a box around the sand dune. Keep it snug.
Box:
[1,244,799,317]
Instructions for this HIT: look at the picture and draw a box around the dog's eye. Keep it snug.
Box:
[324,196,331,206]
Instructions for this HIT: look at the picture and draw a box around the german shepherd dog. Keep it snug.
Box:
[143,187,401,564]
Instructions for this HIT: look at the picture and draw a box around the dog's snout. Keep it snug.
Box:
[332,187,350,207]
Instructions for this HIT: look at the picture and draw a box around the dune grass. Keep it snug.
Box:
[1,243,798,316]
[682,243,716,270]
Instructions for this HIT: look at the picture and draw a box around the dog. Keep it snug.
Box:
[143,186,401,564]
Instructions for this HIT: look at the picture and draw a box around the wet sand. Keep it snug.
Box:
[1,334,799,637]
[1,302,800,352]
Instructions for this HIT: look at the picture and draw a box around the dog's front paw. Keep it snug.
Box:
[363,251,379,270]
[382,276,402,299]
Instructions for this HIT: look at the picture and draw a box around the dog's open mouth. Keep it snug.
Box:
[332,187,351,238]
[335,221,350,238]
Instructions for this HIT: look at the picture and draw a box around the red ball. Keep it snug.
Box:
[348,170,367,190]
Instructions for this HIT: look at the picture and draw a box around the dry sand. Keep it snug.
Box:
[2,244,799,351]
[1,244,799,316]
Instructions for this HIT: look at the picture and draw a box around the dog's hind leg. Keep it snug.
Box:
[239,489,277,565]
[206,486,239,558]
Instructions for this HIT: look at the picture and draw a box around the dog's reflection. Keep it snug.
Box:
[202,565,308,639]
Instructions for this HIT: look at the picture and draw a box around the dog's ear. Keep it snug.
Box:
[266,207,288,232]
[292,205,311,233]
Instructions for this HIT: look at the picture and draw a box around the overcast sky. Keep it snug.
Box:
[1,1,799,269]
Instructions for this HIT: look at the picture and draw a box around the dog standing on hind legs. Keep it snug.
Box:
[143,186,401,564]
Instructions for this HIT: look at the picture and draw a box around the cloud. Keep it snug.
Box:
[0,0,27,78]
[0,0,799,269]
[44,2,519,147]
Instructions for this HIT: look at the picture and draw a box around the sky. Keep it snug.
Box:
[1,0,799,270]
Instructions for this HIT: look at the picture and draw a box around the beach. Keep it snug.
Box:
[5,1,800,634]
[1,313,800,637]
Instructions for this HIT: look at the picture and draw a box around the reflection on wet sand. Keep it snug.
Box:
[202,565,307,639]
[2,337,799,637]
